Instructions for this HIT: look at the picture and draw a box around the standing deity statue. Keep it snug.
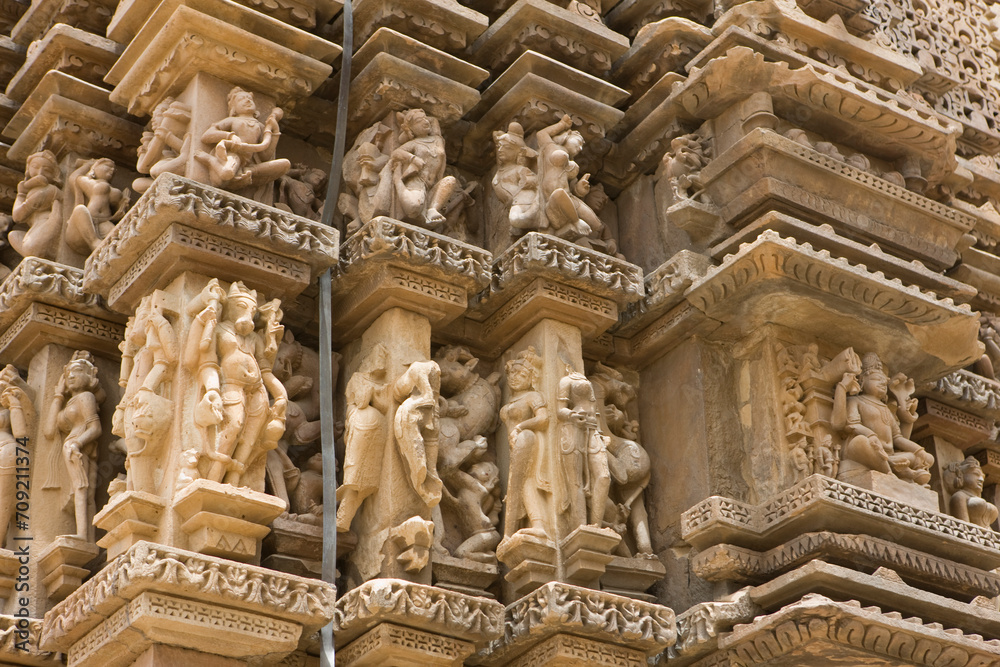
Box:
[434,346,502,562]
[44,351,104,542]
[492,116,620,256]
[183,279,287,488]
[832,351,933,486]
[134,97,192,193]
[341,109,473,236]
[64,157,129,255]
[0,366,33,550]
[945,457,999,529]
[973,313,1000,380]
[337,344,390,533]
[557,367,610,529]
[500,347,550,540]
[114,294,178,491]
[9,150,62,261]
[194,87,290,199]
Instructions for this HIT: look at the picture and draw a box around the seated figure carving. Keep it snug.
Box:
[832,351,933,486]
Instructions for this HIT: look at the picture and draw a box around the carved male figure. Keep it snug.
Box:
[185,280,287,487]
[44,352,104,542]
[833,352,933,486]
[115,294,178,491]
[134,97,192,193]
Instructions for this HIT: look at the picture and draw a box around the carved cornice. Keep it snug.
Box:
[618,249,712,335]
[334,578,504,646]
[343,0,488,55]
[41,541,336,652]
[0,614,56,662]
[489,233,644,309]
[719,594,1000,666]
[692,531,1000,600]
[0,258,113,330]
[608,45,960,188]
[337,216,492,293]
[83,173,339,295]
[478,582,675,664]
[682,475,1000,570]
[926,370,1000,421]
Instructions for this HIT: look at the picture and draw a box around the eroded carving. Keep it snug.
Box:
[64,157,129,256]
[944,456,998,529]
[9,150,62,261]
[0,365,33,549]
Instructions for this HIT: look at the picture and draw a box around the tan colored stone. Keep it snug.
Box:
[331,0,487,56]
[106,0,338,115]
[472,0,629,75]
[82,173,339,312]
[36,535,96,601]
[9,0,116,46]
[5,24,120,104]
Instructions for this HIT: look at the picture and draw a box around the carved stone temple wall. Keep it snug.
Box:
[0,0,995,663]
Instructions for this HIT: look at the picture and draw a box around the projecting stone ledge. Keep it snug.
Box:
[82,173,340,313]
[41,541,335,667]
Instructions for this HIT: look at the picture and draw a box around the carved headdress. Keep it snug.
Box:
[859,352,886,380]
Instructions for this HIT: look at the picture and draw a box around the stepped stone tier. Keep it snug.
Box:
[0,0,993,663]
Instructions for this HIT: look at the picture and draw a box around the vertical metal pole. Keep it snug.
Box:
[319,0,352,663]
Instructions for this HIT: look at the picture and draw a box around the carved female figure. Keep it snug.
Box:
[382,109,458,228]
[492,122,540,233]
[9,150,62,261]
[44,352,104,542]
[336,344,390,533]
[393,360,443,509]
[195,87,290,197]
[945,457,998,528]
[0,366,32,549]
[501,347,550,540]
[557,368,610,528]
[64,158,128,255]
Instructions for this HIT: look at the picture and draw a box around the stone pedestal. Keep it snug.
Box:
[94,491,166,560]
[836,469,941,513]
[41,541,335,667]
[262,515,323,578]
[37,536,98,602]
[335,579,503,667]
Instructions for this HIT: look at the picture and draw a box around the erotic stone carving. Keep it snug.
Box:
[134,97,192,193]
[493,116,620,256]
[434,345,502,562]
[341,109,474,237]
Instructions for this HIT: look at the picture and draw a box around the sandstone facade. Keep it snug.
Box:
[0,0,993,664]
